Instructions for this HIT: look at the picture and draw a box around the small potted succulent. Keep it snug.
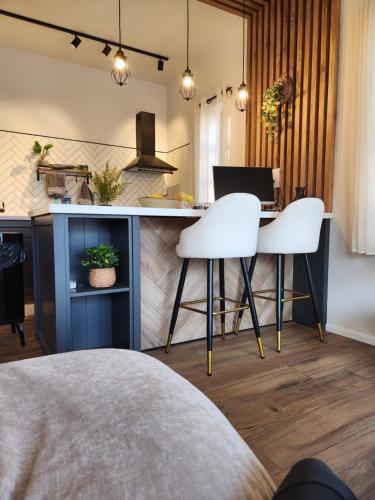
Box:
[81,244,120,288]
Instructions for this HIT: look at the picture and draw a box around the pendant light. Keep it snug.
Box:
[235,0,249,112]
[112,0,130,86]
[180,0,196,101]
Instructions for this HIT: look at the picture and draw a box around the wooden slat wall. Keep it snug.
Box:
[199,0,341,210]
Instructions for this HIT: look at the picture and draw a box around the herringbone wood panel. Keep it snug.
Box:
[140,217,292,350]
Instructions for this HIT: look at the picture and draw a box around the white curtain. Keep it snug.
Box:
[195,89,232,203]
[352,0,375,254]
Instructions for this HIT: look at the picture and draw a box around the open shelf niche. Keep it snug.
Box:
[68,216,132,350]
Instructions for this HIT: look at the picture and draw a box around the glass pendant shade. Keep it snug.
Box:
[236,0,249,112]
[180,0,195,101]
[180,68,196,101]
[112,48,130,86]
[112,0,130,87]
[235,81,249,112]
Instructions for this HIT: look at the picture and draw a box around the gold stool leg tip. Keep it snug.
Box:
[257,337,265,359]
[234,318,241,335]
[317,323,325,343]
[221,322,225,340]
[165,334,173,353]
[207,351,212,376]
[277,331,281,353]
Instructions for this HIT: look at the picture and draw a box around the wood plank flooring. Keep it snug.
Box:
[149,324,375,499]
[0,316,43,363]
[1,320,375,498]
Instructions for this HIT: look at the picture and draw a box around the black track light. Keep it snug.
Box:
[157,59,164,71]
[71,35,81,48]
[102,43,112,57]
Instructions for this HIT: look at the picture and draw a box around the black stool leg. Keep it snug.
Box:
[219,259,225,339]
[240,258,264,359]
[11,323,16,334]
[207,259,214,375]
[16,323,26,347]
[235,254,258,334]
[166,258,190,353]
[303,253,325,342]
[276,254,285,352]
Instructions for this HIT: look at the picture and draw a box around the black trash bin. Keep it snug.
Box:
[0,233,26,346]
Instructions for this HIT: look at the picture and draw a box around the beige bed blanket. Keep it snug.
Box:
[0,349,275,500]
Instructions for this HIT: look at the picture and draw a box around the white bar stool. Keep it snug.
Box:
[165,193,264,375]
[236,198,325,352]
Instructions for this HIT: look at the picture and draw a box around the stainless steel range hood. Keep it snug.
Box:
[124,112,177,174]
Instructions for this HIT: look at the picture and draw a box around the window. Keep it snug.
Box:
[196,100,223,203]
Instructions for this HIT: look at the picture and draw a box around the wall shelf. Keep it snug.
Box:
[37,166,91,183]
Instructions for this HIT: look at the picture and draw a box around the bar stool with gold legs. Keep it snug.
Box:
[165,193,264,375]
[235,198,325,352]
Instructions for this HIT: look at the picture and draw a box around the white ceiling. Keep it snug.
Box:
[0,0,243,86]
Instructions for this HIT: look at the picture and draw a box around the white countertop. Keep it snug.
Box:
[30,204,333,219]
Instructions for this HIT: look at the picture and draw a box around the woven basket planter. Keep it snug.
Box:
[279,74,294,104]
[89,267,116,288]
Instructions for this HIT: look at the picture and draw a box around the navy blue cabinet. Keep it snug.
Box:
[32,214,140,354]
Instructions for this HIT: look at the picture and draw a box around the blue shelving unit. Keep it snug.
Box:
[32,214,141,354]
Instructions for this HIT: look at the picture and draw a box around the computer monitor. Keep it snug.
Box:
[213,166,275,204]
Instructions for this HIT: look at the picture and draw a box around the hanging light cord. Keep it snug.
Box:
[242,0,245,82]
[187,0,190,69]
[118,0,122,47]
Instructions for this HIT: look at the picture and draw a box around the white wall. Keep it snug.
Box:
[166,4,247,197]
[0,48,168,215]
[0,48,167,151]
[327,0,375,344]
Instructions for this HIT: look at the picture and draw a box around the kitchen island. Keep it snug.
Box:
[31,205,332,353]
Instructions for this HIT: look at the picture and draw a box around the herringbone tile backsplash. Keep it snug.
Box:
[0,131,192,216]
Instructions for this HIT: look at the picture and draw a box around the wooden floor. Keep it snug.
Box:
[0,316,43,363]
[150,324,375,499]
[2,320,375,498]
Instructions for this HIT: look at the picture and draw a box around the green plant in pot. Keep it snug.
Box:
[81,244,120,288]
[32,141,53,166]
[260,74,293,140]
[92,162,127,205]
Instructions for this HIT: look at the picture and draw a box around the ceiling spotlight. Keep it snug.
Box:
[102,43,112,57]
[157,59,164,71]
[71,35,81,49]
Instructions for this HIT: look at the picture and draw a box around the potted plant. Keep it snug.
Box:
[260,74,293,140]
[92,162,127,205]
[32,141,53,166]
[81,244,120,288]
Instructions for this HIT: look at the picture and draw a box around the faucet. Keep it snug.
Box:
[0,202,5,213]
